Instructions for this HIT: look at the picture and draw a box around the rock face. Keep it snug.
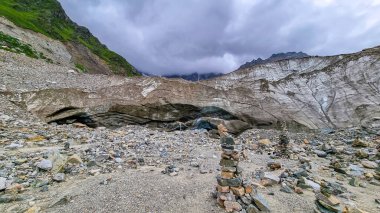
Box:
[1,42,380,132]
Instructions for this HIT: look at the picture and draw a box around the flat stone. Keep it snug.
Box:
[361,160,378,169]
[218,192,236,201]
[221,136,235,145]
[315,150,328,158]
[0,177,7,190]
[14,158,28,165]
[241,196,252,205]
[216,185,230,193]
[220,159,238,167]
[247,204,260,213]
[221,171,235,179]
[352,138,369,147]
[217,175,242,187]
[37,159,53,171]
[280,183,293,194]
[230,186,245,196]
[66,154,83,164]
[224,201,242,212]
[316,192,341,206]
[349,164,364,177]
[53,173,65,182]
[305,179,321,190]
[190,161,199,167]
[251,193,270,212]
[263,172,280,184]
[316,199,342,213]
[222,166,237,173]
[293,168,308,178]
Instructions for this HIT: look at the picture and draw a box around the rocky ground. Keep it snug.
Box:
[1,104,379,213]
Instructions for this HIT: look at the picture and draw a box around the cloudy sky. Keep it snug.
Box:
[58,0,380,75]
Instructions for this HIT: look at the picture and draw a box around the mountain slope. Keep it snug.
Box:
[0,0,140,76]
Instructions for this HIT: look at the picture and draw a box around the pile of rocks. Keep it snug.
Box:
[215,124,270,212]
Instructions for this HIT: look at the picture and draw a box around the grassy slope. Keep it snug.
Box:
[0,0,140,76]
[0,31,49,60]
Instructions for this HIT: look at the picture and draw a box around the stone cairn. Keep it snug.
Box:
[277,121,289,157]
[215,124,270,213]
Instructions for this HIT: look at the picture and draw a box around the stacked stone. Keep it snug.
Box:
[277,121,289,157]
[215,124,252,212]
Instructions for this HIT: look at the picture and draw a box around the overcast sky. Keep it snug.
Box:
[58,0,380,75]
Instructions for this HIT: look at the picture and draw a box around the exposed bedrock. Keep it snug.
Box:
[4,46,380,134]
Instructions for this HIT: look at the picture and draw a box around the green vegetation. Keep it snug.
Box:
[75,63,86,73]
[0,0,140,76]
[0,31,49,60]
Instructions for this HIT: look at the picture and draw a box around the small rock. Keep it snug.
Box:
[169,171,178,176]
[66,154,83,165]
[267,161,281,170]
[0,177,7,190]
[247,204,260,213]
[258,139,271,147]
[361,160,378,169]
[251,193,270,212]
[50,195,72,207]
[53,173,65,182]
[349,177,360,187]
[352,138,369,147]
[314,150,328,158]
[280,183,293,194]
[355,149,369,158]
[224,201,242,212]
[216,185,230,193]
[190,161,199,167]
[294,187,304,194]
[230,186,245,196]
[37,159,53,171]
[115,158,123,163]
[217,175,242,187]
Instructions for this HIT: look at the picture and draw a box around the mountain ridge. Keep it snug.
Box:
[239,51,309,69]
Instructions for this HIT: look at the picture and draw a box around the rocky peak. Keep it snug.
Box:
[239,51,310,69]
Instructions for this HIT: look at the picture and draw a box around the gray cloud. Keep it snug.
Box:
[58,0,380,75]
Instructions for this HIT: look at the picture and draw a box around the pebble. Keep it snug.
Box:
[314,150,328,158]
[0,177,7,190]
[53,173,65,182]
[267,161,281,170]
[37,159,53,170]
